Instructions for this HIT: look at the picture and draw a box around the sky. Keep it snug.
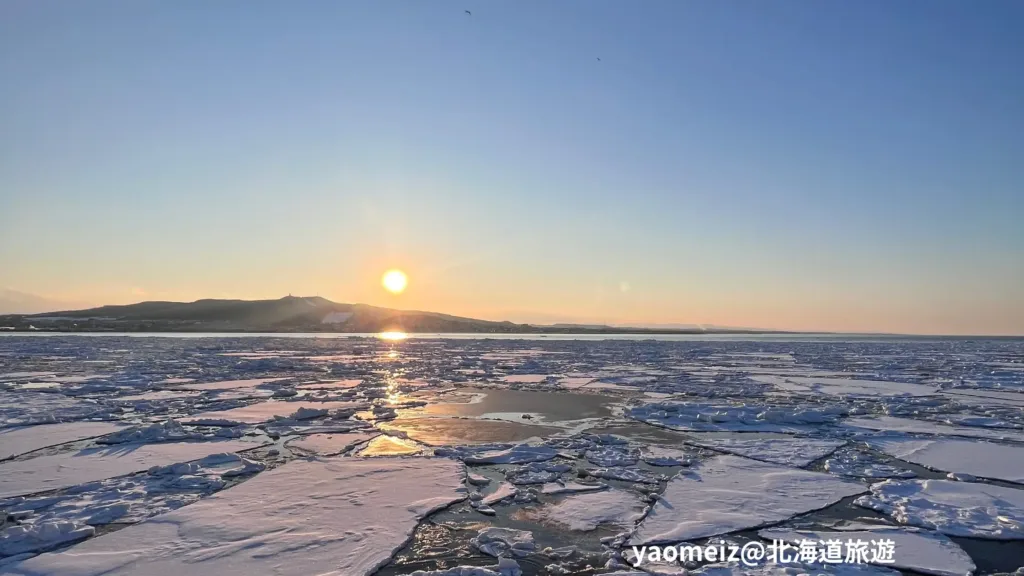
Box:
[1,1,1022,335]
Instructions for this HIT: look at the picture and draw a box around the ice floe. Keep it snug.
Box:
[175,377,287,391]
[540,481,607,495]
[531,488,646,531]
[286,431,376,455]
[855,479,1024,539]
[823,447,916,479]
[0,423,124,460]
[844,416,1024,442]
[761,376,938,398]
[470,527,536,557]
[480,481,519,506]
[409,558,522,576]
[866,436,1024,483]
[629,402,846,433]
[95,419,204,444]
[632,455,865,544]
[0,439,261,498]
[640,446,697,467]
[3,457,467,575]
[462,444,559,464]
[759,527,975,576]
[685,435,845,467]
[0,521,94,557]
[182,400,364,425]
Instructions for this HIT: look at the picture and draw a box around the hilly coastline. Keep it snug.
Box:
[0,296,780,334]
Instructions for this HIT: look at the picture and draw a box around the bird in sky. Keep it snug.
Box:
[465,10,471,16]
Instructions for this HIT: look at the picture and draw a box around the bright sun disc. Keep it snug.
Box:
[382,269,408,294]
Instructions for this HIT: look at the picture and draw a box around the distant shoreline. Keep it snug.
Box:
[1,330,1020,341]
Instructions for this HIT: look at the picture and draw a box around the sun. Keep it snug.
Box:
[381,269,408,294]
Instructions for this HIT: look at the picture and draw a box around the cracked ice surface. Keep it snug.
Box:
[0,423,124,460]
[684,436,846,467]
[3,457,467,576]
[855,479,1024,539]
[631,455,865,544]
[1,334,1023,571]
[866,436,1024,483]
[844,416,1024,442]
[0,440,261,498]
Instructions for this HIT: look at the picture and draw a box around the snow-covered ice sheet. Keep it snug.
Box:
[0,423,124,460]
[4,457,467,576]
[530,488,646,531]
[824,448,916,479]
[866,436,1024,483]
[856,479,1024,539]
[629,402,844,433]
[0,439,260,498]
[0,522,95,557]
[759,527,975,576]
[761,376,938,398]
[463,444,558,464]
[0,453,265,555]
[632,455,865,544]
[182,400,363,424]
[287,432,377,455]
[843,416,1024,442]
[176,377,286,391]
[641,446,696,467]
[685,435,845,467]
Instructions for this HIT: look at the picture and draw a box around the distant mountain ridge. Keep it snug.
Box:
[0,296,779,334]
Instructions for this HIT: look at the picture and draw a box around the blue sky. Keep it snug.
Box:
[1,0,1022,334]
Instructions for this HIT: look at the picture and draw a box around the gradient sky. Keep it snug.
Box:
[2,1,1022,335]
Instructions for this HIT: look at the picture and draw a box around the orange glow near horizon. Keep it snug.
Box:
[378,331,408,341]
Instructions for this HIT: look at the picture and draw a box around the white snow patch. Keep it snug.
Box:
[3,457,467,575]
[0,423,124,460]
[631,455,865,544]
[855,479,1024,539]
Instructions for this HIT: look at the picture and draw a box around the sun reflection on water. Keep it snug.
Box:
[378,331,408,341]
